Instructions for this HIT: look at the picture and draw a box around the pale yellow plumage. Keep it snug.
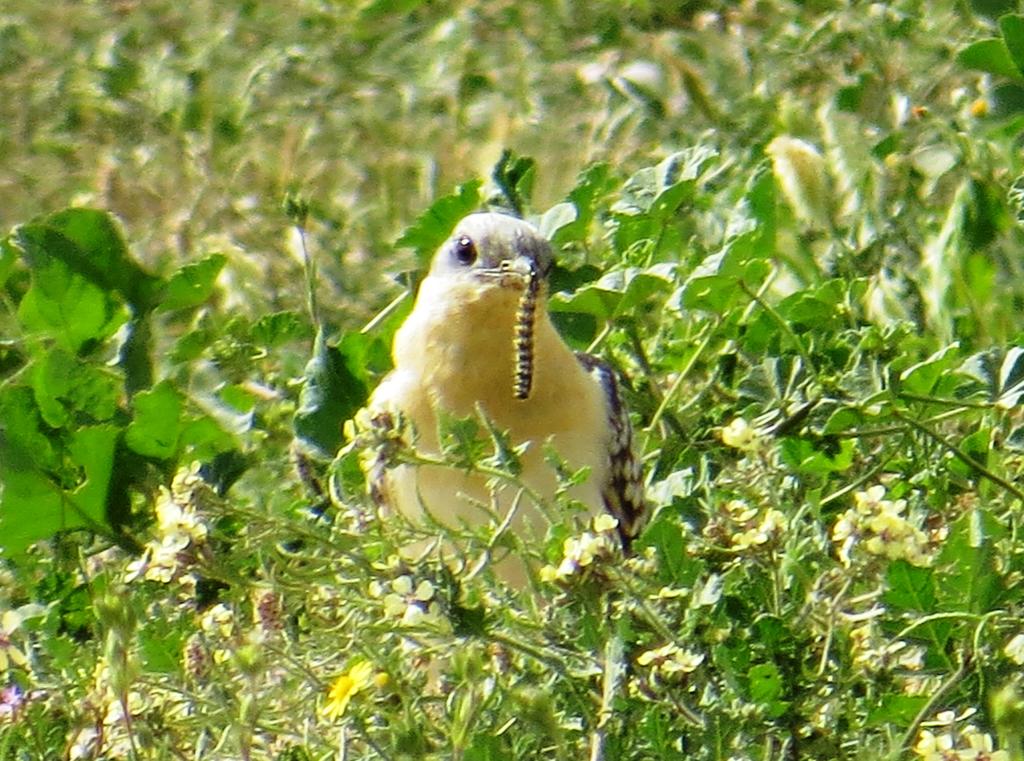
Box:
[364,212,643,576]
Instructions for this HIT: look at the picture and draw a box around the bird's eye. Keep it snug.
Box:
[453,235,477,265]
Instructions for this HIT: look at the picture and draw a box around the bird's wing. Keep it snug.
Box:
[574,352,647,550]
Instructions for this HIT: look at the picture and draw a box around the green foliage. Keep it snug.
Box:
[293,329,371,456]
[5,2,1024,760]
[396,180,483,267]
[1,207,241,560]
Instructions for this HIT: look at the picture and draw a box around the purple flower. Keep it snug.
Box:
[0,684,24,721]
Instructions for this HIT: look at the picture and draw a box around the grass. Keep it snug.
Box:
[4,1,1024,759]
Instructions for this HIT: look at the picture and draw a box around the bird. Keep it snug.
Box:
[361,211,645,579]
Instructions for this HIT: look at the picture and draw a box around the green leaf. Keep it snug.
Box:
[119,315,154,395]
[356,0,428,27]
[898,344,960,396]
[395,179,482,266]
[220,384,257,413]
[0,423,118,558]
[990,81,1024,118]
[0,237,15,288]
[32,348,119,428]
[936,510,1005,612]
[0,386,57,471]
[126,380,183,459]
[490,149,535,216]
[67,424,120,529]
[637,515,704,587]
[957,38,1022,79]
[959,346,1024,407]
[293,329,370,456]
[536,202,577,241]
[747,662,783,703]
[1000,14,1024,74]
[946,428,991,482]
[779,437,854,476]
[548,311,598,349]
[252,311,310,347]
[0,465,66,558]
[178,417,237,462]
[140,625,186,674]
[744,166,777,249]
[159,253,226,311]
[561,162,617,242]
[612,146,717,218]
[866,695,929,726]
[17,259,128,352]
[12,207,163,311]
[549,264,676,319]
[680,235,770,313]
[438,412,487,467]
[822,407,866,435]
[883,560,936,613]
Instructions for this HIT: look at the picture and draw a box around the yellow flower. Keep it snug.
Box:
[322,661,375,720]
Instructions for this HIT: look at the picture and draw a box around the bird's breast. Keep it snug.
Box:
[382,276,611,515]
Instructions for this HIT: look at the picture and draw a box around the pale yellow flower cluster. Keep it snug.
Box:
[849,620,924,675]
[68,665,151,760]
[832,485,930,567]
[636,642,704,680]
[123,464,211,586]
[198,602,237,665]
[200,603,236,639]
[539,514,620,583]
[914,709,1009,761]
[721,499,787,551]
[369,575,446,629]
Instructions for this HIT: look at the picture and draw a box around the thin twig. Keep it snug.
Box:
[899,652,971,753]
[892,408,1024,504]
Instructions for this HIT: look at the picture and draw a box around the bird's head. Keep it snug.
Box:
[428,212,553,292]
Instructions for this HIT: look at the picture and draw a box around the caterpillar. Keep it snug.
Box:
[513,262,540,400]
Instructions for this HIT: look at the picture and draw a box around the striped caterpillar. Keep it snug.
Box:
[513,262,540,400]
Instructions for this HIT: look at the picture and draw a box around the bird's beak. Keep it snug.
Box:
[499,255,536,279]
[475,255,537,289]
